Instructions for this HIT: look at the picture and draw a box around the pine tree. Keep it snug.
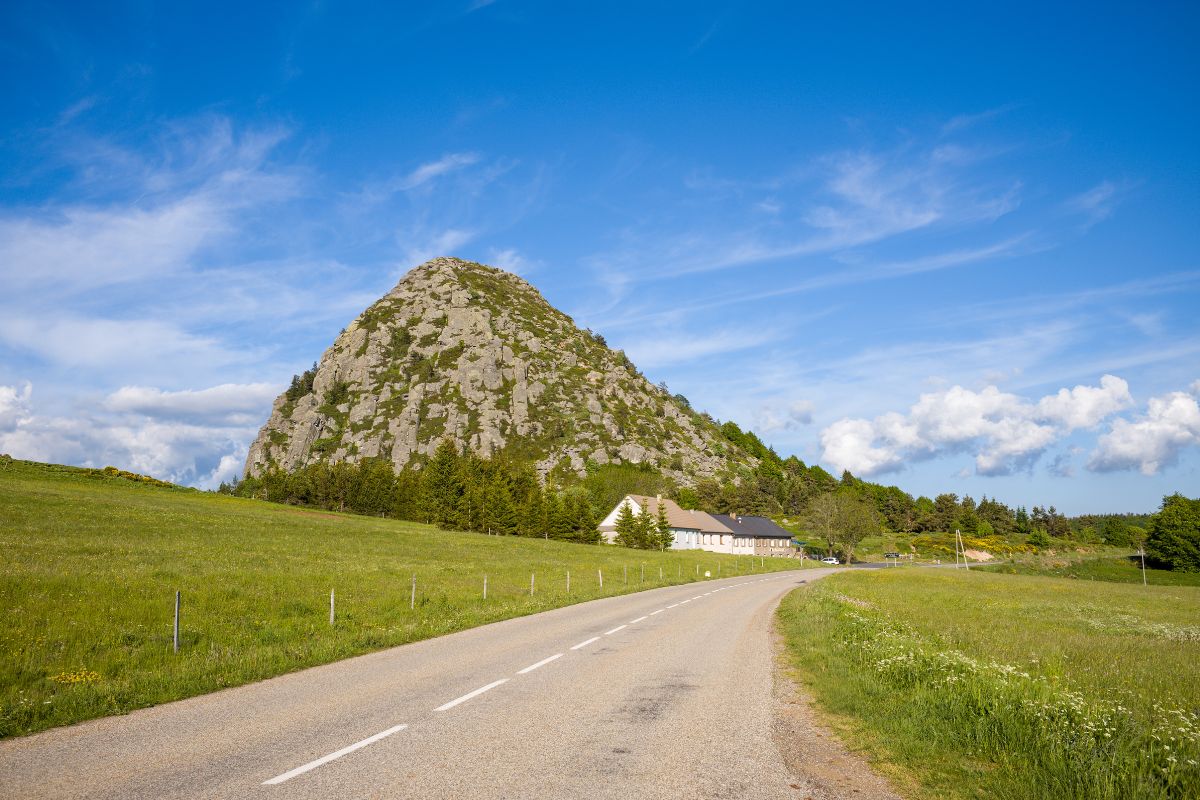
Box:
[633,508,656,550]
[572,496,600,544]
[420,440,463,528]
[614,500,638,547]
[547,493,573,540]
[655,500,674,551]
[521,488,545,537]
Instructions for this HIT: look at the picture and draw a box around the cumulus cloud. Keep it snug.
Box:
[1088,384,1200,475]
[0,381,271,489]
[820,375,1132,477]
[0,382,33,431]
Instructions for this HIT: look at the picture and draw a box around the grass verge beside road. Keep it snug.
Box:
[0,460,807,738]
[777,568,1200,799]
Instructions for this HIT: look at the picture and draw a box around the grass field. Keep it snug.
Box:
[979,555,1200,587]
[0,460,807,738]
[778,568,1200,799]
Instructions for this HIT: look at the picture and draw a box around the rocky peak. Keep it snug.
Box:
[244,257,757,483]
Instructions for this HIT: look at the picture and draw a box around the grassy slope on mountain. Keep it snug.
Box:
[0,459,805,738]
[778,568,1200,799]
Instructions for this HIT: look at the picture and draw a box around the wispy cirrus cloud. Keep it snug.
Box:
[1064,179,1133,228]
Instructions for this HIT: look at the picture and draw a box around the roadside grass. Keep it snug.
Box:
[778,568,1200,799]
[0,460,808,738]
[979,556,1200,587]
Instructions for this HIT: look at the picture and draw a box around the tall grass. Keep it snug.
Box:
[0,460,807,737]
[778,569,1200,799]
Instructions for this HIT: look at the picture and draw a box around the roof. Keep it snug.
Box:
[627,495,733,534]
[709,514,793,540]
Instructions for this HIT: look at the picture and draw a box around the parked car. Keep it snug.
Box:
[821,556,840,565]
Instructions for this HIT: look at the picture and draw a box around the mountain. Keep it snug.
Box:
[244,257,759,483]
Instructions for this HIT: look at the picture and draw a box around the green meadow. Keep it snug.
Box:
[980,555,1200,587]
[779,567,1200,799]
[0,459,806,738]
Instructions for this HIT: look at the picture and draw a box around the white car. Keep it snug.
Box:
[821,556,840,565]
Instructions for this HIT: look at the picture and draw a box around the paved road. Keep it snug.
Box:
[0,569,833,799]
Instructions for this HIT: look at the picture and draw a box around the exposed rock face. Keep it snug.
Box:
[244,257,756,483]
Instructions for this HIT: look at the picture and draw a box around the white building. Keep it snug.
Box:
[598,495,760,553]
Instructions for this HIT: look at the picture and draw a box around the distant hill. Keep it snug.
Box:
[245,257,760,483]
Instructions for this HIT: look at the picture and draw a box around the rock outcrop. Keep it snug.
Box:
[244,257,756,483]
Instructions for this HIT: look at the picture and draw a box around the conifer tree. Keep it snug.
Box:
[614,500,638,547]
[420,440,463,528]
[633,508,656,550]
[547,493,574,540]
[655,500,674,551]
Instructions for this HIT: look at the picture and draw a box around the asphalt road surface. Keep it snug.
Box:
[1,569,835,799]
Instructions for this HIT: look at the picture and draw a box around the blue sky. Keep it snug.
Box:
[1,1,1197,513]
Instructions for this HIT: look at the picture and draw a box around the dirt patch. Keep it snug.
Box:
[962,549,993,562]
[771,626,905,800]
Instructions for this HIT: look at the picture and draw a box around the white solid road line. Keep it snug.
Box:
[604,625,627,635]
[435,679,508,712]
[666,603,679,608]
[516,653,563,675]
[263,724,408,785]
[691,595,703,600]
[570,636,600,651]
[679,600,691,604]
[650,609,664,615]
[629,616,648,624]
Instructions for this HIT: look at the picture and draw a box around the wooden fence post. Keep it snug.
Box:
[410,574,416,610]
[483,574,488,600]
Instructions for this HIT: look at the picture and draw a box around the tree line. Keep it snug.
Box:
[224,418,1196,566]
[228,441,601,544]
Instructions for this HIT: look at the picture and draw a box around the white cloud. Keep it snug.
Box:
[399,227,477,269]
[621,327,781,369]
[486,247,529,274]
[1088,385,1200,475]
[0,382,33,432]
[0,381,262,490]
[1064,180,1128,228]
[820,375,1133,477]
[591,141,1024,286]
[104,383,280,425]
[0,196,227,294]
[754,401,814,433]
[397,152,481,192]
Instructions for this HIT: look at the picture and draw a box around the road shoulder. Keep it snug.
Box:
[770,590,905,800]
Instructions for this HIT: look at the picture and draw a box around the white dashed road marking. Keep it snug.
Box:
[604,625,627,635]
[570,636,600,650]
[629,616,648,624]
[517,654,563,674]
[435,679,508,712]
[263,724,408,785]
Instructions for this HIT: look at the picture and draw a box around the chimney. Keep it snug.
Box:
[730,512,737,521]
